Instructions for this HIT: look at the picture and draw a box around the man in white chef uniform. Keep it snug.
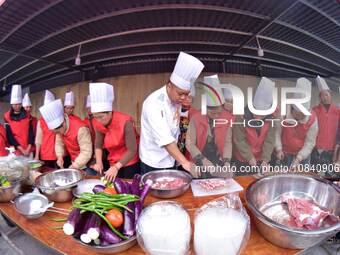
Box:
[139,52,204,177]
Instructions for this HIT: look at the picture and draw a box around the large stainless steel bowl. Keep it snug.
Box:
[246,174,340,249]
[0,180,22,202]
[141,170,192,199]
[74,235,137,254]
[13,192,49,219]
[35,169,84,202]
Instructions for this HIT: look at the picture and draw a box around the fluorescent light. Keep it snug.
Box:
[0,0,6,7]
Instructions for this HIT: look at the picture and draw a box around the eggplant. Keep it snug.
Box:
[92,184,105,194]
[73,212,90,239]
[100,239,111,246]
[63,208,81,236]
[80,213,99,243]
[123,184,135,236]
[131,174,141,196]
[114,178,127,194]
[100,223,122,244]
[134,179,152,222]
[87,213,102,240]
[140,179,153,204]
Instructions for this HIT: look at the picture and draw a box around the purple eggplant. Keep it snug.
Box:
[131,174,141,195]
[87,213,102,240]
[80,213,99,243]
[73,212,90,239]
[63,208,81,236]
[92,184,105,194]
[99,239,111,246]
[123,184,135,236]
[114,178,127,194]
[100,223,122,244]
[140,179,153,204]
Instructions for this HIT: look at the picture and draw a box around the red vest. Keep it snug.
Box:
[61,116,86,161]
[94,112,139,166]
[191,111,233,158]
[313,104,339,151]
[0,125,8,157]
[4,111,30,156]
[84,116,95,144]
[40,118,57,160]
[282,112,316,155]
[234,121,270,163]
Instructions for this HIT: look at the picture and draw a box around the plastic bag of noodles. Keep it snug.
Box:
[194,193,250,255]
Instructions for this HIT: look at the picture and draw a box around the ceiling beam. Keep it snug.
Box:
[224,0,300,61]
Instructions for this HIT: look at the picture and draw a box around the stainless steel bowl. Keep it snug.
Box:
[0,180,22,202]
[246,174,340,249]
[35,169,84,202]
[74,235,137,254]
[13,193,49,219]
[141,170,192,199]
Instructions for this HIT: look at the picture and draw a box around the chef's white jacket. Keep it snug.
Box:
[139,86,180,168]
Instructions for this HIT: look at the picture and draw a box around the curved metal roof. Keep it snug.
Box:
[0,0,339,94]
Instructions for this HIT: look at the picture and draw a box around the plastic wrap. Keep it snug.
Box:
[194,193,251,255]
[136,201,191,255]
[0,148,29,182]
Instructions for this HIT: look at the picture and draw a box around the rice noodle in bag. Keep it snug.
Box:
[136,201,191,255]
[194,193,250,255]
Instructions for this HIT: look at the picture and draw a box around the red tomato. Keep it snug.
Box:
[105,208,124,228]
[103,187,117,195]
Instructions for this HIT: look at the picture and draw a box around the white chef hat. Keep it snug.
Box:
[291,77,312,112]
[39,99,64,130]
[64,91,75,106]
[222,84,233,100]
[44,90,55,105]
[89,83,114,113]
[201,77,224,108]
[10,84,22,104]
[86,95,91,108]
[253,77,275,110]
[170,52,204,91]
[316,75,330,92]
[22,93,32,107]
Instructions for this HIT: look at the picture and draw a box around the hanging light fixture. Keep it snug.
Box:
[0,0,6,7]
[75,44,82,65]
[256,36,264,57]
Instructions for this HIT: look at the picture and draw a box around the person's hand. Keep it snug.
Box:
[34,155,39,161]
[202,158,214,168]
[91,162,104,174]
[261,161,270,175]
[57,157,64,168]
[249,158,257,166]
[290,158,300,171]
[276,150,284,161]
[182,161,198,178]
[105,165,119,182]
[69,163,80,170]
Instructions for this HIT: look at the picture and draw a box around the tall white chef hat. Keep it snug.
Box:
[22,93,32,107]
[291,77,312,112]
[203,75,225,107]
[316,75,330,92]
[39,99,64,130]
[170,52,204,91]
[10,84,22,104]
[253,77,275,110]
[89,83,114,113]
[44,90,55,105]
[64,91,75,106]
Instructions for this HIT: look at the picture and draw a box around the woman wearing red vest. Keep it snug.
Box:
[233,78,276,175]
[311,76,339,172]
[89,82,140,181]
[186,77,233,178]
[0,124,8,157]
[4,85,34,156]
[39,99,93,173]
[276,78,318,169]
[34,90,57,168]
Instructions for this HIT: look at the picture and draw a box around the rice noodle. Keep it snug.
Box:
[137,201,191,255]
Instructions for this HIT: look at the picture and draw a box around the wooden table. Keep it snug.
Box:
[0,176,300,255]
